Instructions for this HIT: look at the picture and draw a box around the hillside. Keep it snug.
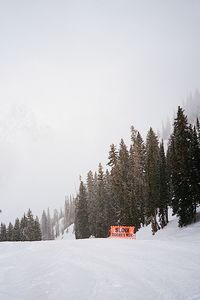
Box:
[0,211,200,300]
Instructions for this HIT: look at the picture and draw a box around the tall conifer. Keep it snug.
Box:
[7,222,14,241]
[169,107,196,226]
[86,170,97,237]
[130,128,146,229]
[145,128,160,234]
[158,140,169,228]
[107,144,121,223]
[74,179,90,239]
[95,163,108,237]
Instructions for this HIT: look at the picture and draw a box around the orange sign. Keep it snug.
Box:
[110,226,135,239]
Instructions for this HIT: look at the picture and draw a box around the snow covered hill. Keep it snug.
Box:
[0,212,200,300]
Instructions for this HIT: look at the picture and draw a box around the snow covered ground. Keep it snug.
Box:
[60,223,75,240]
[0,212,200,300]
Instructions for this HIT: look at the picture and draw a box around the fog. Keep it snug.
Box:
[0,0,200,223]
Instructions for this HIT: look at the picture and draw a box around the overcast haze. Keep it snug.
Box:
[0,0,200,223]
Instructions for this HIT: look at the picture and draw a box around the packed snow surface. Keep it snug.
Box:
[0,212,200,300]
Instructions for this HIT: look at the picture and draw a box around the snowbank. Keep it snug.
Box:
[62,223,75,240]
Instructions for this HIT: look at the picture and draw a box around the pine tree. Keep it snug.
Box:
[195,119,200,201]
[26,209,36,241]
[130,128,147,230]
[104,169,115,233]
[41,210,48,240]
[13,218,21,241]
[7,222,14,241]
[86,170,97,237]
[158,140,169,228]
[107,144,121,225]
[21,214,27,241]
[59,208,64,220]
[95,163,109,237]
[64,198,70,230]
[53,208,60,238]
[188,125,200,215]
[169,107,196,226]
[118,139,131,225]
[145,128,160,234]
[34,216,42,241]
[0,223,7,241]
[167,135,177,212]
[68,195,75,226]
[47,208,54,240]
[74,179,90,239]
[196,118,200,143]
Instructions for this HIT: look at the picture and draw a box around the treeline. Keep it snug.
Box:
[40,196,75,240]
[75,106,200,239]
[0,196,76,242]
[0,209,41,242]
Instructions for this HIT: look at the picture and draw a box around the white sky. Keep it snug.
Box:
[0,0,200,223]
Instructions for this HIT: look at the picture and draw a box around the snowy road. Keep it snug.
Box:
[0,235,200,300]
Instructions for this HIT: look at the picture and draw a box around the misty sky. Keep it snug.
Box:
[0,0,200,223]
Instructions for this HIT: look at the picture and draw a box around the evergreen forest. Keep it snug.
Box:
[1,106,199,242]
[0,209,41,241]
[75,106,200,238]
